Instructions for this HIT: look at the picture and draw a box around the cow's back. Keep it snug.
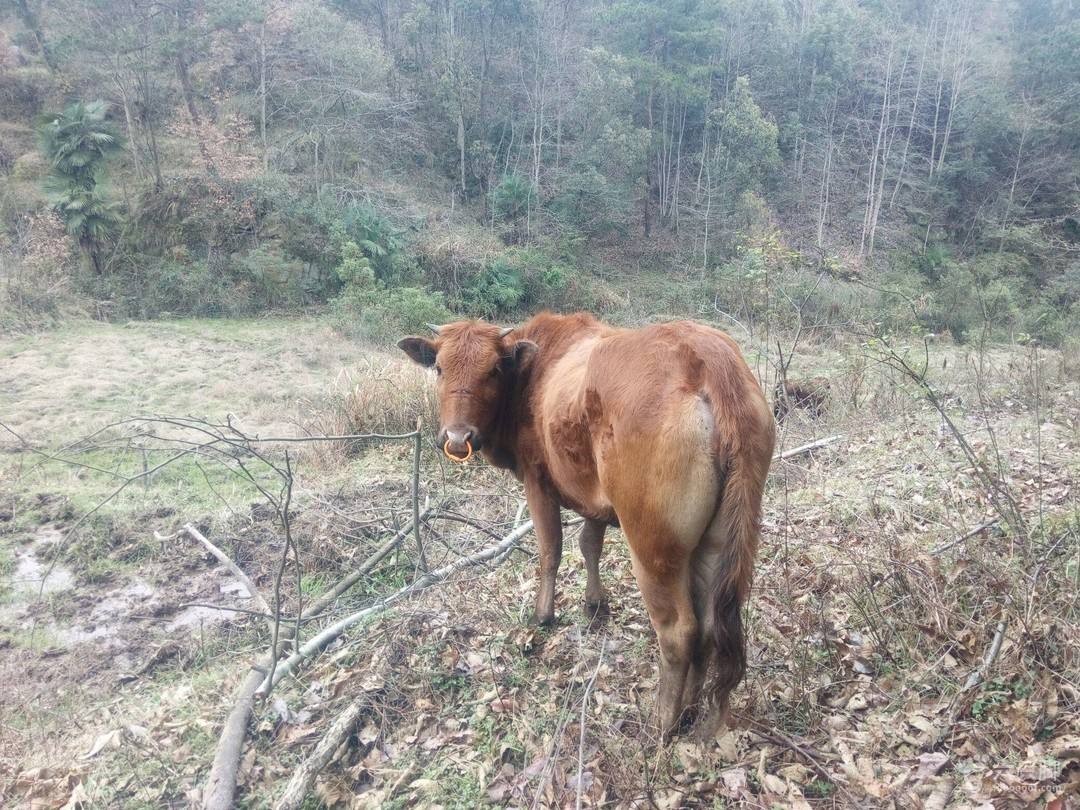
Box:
[529,320,767,527]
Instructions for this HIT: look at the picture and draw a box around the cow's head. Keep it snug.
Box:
[397,321,537,460]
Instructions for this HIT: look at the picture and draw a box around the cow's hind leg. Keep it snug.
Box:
[579,518,608,620]
[627,541,698,736]
[686,543,725,734]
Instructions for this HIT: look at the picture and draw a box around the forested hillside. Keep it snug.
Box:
[1,0,1078,343]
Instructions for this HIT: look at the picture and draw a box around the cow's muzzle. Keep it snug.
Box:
[438,427,479,462]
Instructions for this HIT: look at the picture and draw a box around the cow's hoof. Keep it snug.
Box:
[661,706,697,741]
[532,611,556,627]
[583,599,610,623]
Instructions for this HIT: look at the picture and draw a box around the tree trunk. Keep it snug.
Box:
[174,1,220,181]
[890,13,931,209]
[816,98,836,248]
[260,21,269,171]
[643,83,655,237]
[114,70,144,183]
[998,114,1030,252]
[861,45,893,257]
[14,0,57,72]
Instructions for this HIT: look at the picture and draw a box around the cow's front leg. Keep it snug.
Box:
[525,475,563,626]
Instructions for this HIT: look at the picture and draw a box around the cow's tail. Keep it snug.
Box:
[709,446,768,709]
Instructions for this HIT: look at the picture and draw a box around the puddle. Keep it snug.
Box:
[2,523,255,652]
[61,578,160,645]
[6,525,75,598]
[1,520,259,665]
[167,604,235,632]
[9,550,75,596]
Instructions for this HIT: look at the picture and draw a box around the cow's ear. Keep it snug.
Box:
[501,340,538,374]
[397,337,437,367]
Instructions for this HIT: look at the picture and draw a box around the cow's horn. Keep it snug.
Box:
[425,323,443,335]
[498,326,514,338]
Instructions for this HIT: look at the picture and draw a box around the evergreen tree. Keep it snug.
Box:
[38,100,124,275]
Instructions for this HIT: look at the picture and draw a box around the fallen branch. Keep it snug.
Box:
[737,716,859,807]
[928,619,1010,754]
[411,417,427,572]
[202,666,266,810]
[300,507,431,619]
[198,510,427,810]
[256,518,539,696]
[962,619,1007,692]
[273,694,370,810]
[775,435,844,461]
[931,518,999,556]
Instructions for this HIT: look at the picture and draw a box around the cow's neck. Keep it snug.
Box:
[481,362,531,476]
[481,312,604,479]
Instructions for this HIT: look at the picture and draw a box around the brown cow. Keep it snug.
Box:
[398,312,774,734]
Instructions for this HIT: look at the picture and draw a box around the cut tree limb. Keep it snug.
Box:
[202,666,266,810]
[198,509,426,810]
[300,507,431,620]
[775,435,844,461]
[273,694,370,810]
[160,524,274,636]
[256,518,541,696]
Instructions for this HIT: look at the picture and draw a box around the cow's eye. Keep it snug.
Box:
[435,365,442,376]
[489,366,499,378]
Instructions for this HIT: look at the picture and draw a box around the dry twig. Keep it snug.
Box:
[737,715,860,807]
[930,518,999,556]
[962,619,1008,692]
[576,641,605,810]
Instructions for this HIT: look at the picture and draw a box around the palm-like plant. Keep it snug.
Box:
[38,101,124,274]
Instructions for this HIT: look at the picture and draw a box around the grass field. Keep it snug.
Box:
[1,317,1078,808]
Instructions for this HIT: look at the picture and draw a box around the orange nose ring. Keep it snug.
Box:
[443,439,474,462]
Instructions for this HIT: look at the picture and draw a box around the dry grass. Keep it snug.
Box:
[322,357,437,437]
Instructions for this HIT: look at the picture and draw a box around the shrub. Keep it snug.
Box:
[912,257,1021,343]
[413,221,501,301]
[463,255,524,317]
[546,165,627,237]
[330,241,450,344]
[331,283,451,345]
[237,245,317,310]
[0,210,81,332]
[326,357,437,438]
[89,257,237,319]
[11,151,45,181]
[491,174,536,222]
[0,66,52,119]
[337,202,406,283]
[334,241,377,288]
